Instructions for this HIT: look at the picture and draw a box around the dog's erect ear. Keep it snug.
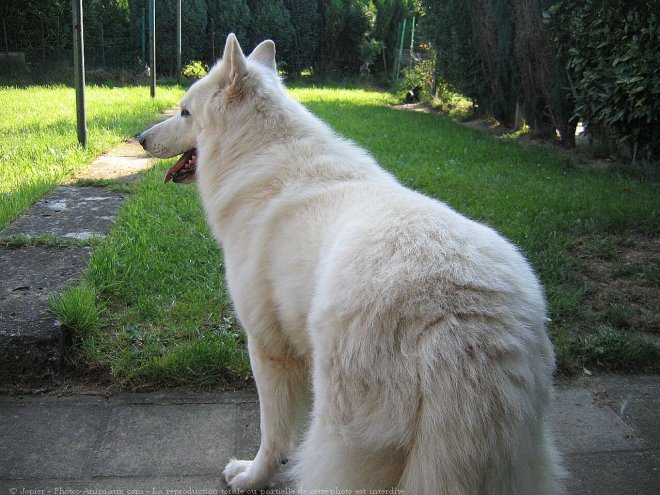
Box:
[223,33,247,80]
[248,40,276,72]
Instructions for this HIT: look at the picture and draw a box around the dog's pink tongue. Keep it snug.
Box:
[164,149,197,183]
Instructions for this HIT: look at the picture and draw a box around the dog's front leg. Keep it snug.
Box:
[224,338,309,491]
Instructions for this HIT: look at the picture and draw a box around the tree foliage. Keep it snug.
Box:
[3,0,416,79]
[284,0,321,74]
[546,0,660,161]
[151,0,208,75]
[0,0,131,70]
[206,0,252,61]
[248,0,295,68]
[421,0,658,160]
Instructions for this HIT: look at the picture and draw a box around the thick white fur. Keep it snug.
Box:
[139,34,565,494]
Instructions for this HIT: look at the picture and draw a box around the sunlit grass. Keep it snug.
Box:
[60,86,658,388]
[0,84,185,229]
[75,161,250,389]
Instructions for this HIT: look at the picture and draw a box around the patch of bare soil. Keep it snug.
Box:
[573,235,660,344]
[391,102,441,114]
[460,118,623,170]
[462,118,510,136]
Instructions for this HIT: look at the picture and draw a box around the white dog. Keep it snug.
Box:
[138,34,564,494]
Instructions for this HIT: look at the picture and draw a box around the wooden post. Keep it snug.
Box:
[176,0,182,84]
[149,0,156,98]
[72,0,87,147]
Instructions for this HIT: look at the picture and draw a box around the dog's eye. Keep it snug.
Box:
[181,109,190,117]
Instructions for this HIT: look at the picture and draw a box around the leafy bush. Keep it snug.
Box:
[182,60,208,79]
[359,39,384,76]
[546,0,660,162]
[249,0,295,70]
[153,0,208,75]
[284,0,321,75]
[431,84,476,121]
[397,58,434,98]
[206,0,252,60]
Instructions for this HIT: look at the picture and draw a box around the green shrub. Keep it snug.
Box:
[398,58,435,98]
[182,60,208,79]
[546,0,660,162]
[359,39,385,76]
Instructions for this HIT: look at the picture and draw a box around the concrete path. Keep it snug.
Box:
[0,140,157,385]
[0,375,658,494]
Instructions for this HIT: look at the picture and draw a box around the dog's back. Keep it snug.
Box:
[140,34,564,493]
[277,182,564,494]
[202,45,564,494]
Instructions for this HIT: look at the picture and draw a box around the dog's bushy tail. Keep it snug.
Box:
[397,392,565,495]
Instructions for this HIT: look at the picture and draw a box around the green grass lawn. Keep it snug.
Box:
[53,87,659,389]
[0,84,185,230]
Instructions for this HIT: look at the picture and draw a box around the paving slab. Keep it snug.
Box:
[0,476,232,495]
[0,400,105,479]
[0,392,258,490]
[0,186,124,241]
[91,404,237,477]
[0,246,92,383]
[72,141,156,183]
[0,382,657,494]
[550,386,639,455]
[233,401,261,461]
[566,450,659,495]
[594,374,660,447]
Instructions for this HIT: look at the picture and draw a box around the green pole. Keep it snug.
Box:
[149,0,155,98]
[72,0,86,147]
[395,17,407,82]
[140,8,145,63]
[176,0,181,84]
[433,50,440,96]
[410,16,416,52]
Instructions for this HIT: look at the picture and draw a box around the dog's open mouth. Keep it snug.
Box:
[164,149,197,183]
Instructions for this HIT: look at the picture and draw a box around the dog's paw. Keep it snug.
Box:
[223,459,264,492]
[223,458,251,482]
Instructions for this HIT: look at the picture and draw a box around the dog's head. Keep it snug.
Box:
[137,34,279,183]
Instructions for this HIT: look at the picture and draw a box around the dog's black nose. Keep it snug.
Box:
[136,133,146,147]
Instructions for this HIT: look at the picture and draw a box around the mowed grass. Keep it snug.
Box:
[0,84,185,230]
[296,88,658,373]
[59,167,250,388]
[56,87,659,389]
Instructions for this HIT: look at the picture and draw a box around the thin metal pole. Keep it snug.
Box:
[3,18,9,56]
[176,0,181,84]
[3,18,11,76]
[395,17,406,83]
[100,22,105,68]
[409,16,416,53]
[149,0,156,98]
[140,8,145,62]
[72,0,87,147]
[211,17,215,60]
[433,50,440,96]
